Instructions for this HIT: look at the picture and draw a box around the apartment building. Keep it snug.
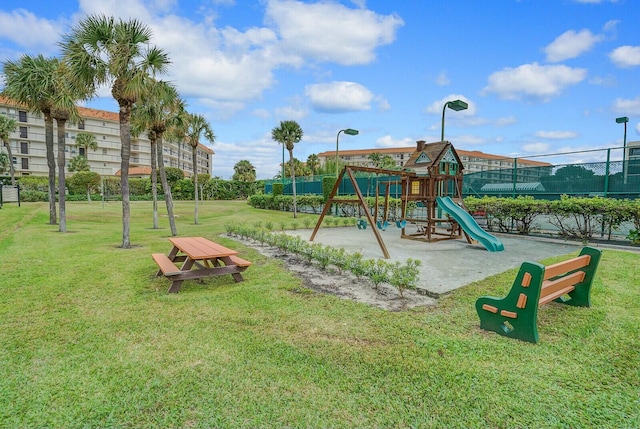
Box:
[0,98,214,178]
[317,143,552,178]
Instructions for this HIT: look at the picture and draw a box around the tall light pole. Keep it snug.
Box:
[441,99,468,142]
[281,144,285,185]
[335,128,359,177]
[617,116,629,183]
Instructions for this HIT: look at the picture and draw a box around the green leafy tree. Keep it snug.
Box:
[185,113,215,224]
[368,152,382,168]
[0,115,17,185]
[67,170,101,202]
[61,14,170,248]
[272,120,303,217]
[233,160,256,182]
[380,155,397,170]
[164,167,184,187]
[68,155,90,172]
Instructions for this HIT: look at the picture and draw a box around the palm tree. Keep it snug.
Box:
[185,113,215,225]
[232,160,256,182]
[306,154,320,177]
[75,131,98,160]
[60,14,170,248]
[272,120,303,217]
[0,115,17,185]
[3,54,59,225]
[132,79,181,235]
[2,55,85,232]
[368,152,382,168]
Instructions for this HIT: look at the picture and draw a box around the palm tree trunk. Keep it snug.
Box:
[44,113,57,225]
[157,136,177,236]
[3,142,16,186]
[119,103,132,248]
[150,139,159,229]
[192,146,199,224]
[55,118,68,232]
[288,148,297,218]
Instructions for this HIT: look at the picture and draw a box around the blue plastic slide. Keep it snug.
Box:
[436,196,504,252]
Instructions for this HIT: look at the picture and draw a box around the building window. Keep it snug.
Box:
[102,148,107,155]
[79,147,86,156]
[78,120,85,130]
[20,142,28,154]
[19,126,27,138]
[21,158,28,169]
[18,110,27,122]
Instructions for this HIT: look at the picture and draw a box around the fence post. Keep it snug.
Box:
[603,148,610,198]
[512,158,518,198]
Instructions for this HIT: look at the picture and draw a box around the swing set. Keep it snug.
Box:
[310,141,475,258]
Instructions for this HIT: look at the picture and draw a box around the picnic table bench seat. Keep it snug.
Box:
[475,246,602,343]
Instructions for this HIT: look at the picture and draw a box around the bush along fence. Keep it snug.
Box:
[224,223,422,298]
[247,194,418,218]
[464,195,640,244]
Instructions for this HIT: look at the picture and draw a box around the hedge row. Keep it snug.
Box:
[464,195,640,241]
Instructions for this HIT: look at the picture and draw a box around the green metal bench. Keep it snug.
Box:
[475,246,602,343]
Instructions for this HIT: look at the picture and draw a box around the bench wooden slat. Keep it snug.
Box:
[543,255,590,280]
[228,255,252,267]
[152,253,182,276]
[539,271,585,305]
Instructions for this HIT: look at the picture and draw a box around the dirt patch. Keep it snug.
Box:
[230,236,438,312]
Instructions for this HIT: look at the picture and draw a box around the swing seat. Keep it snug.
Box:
[396,219,407,228]
[357,219,368,230]
[376,220,389,230]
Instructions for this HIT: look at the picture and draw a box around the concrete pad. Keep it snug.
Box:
[287,226,583,297]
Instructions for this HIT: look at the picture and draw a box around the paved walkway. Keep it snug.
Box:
[289,226,586,296]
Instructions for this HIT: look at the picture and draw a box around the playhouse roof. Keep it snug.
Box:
[403,141,463,174]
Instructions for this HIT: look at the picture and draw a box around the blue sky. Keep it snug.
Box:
[1,0,638,179]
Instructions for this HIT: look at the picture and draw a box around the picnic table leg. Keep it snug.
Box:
[219,256,245,282]
[167,257,196,293]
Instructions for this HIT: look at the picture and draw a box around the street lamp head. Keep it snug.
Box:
[616,116,629,124]
[446,99,469,112]
[343,128,359,135]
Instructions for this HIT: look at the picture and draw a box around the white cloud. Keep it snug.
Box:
[535,131,579,139]
[522,143,551,153]
[612,96,640,116]
[375,135,415,148]
[495,116,517,127]
[544,29,602,62]
[435,72,450,86]
[305,81,374,112]
[274,105,309,121]
[265,0,403,65]
[483,62,587,102]
[609,46,640,68]
[0,9,64,54]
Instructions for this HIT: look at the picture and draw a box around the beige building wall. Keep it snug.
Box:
[0,99,213,178]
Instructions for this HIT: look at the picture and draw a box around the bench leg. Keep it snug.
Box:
[168,279,185,294]
[476,297,539,343]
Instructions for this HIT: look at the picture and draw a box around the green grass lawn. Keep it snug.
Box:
[1,200,638,428]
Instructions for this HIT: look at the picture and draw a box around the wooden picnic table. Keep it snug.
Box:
[152,237,251,293]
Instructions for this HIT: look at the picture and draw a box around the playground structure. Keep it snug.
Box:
[310,141,504,258]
